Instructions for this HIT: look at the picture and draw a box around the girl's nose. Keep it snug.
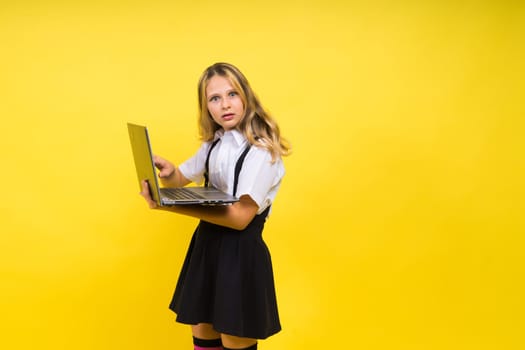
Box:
[221,98,231,109]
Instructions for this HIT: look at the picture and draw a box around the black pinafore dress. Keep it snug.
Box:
[169,140,281,339]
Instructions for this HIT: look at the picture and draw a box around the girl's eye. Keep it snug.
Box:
[229,91,238,97]
[209,96,219,102]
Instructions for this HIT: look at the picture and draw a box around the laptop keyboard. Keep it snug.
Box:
[162,187,204,200]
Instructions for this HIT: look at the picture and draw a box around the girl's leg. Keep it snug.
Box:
[192,324,222,350]
[221,333,257,350]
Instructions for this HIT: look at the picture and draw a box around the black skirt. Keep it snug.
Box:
[169,207,281,339]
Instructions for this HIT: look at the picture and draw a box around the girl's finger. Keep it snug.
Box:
[140,180,158,208]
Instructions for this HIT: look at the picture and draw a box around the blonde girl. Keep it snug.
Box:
[140,62,290,350]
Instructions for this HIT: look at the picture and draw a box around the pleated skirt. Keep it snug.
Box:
[169,207,281,339]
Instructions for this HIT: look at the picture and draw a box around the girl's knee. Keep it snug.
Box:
[191,323,220,339]
[221,333,257,349]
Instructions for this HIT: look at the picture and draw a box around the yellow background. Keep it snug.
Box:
[1,1,524,349]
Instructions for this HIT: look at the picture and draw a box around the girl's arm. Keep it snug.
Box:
[140,180,259,231]
[153,155,191,188]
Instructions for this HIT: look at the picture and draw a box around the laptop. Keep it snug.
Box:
[127,122,239,206]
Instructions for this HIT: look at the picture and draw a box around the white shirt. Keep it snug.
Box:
[178,129,285,214]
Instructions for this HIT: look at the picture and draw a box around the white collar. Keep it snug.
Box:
[214,129,246,147]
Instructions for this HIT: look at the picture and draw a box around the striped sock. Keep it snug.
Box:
[193,336,223,350]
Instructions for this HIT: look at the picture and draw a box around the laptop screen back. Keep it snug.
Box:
[127,123,162,205]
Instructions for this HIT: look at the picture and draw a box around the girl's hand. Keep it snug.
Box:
[153,155,175,179]
[140,180,158,209]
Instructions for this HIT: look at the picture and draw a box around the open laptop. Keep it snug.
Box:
[127,123,239,205]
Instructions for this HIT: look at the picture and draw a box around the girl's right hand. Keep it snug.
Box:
[153,155,175,179]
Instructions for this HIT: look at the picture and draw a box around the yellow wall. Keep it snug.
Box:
[1,1,524,349]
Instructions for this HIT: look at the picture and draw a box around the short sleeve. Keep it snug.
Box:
[178,142,211,185]
[235,147,285,213]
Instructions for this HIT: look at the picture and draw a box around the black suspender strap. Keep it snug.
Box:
[204,138,221,187]
[203,137,251,196]
[233,145,251,197]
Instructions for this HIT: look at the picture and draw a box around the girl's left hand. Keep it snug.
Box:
[140,180,158,209]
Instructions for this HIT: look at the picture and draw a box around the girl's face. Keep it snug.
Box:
[205,75,245,131]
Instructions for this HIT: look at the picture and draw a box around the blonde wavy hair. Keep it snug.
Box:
[197,62,291,162]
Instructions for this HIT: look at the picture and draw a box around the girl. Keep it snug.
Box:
[140,62,290,350]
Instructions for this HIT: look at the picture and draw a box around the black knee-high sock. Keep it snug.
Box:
[222,343,257,350]
[193,336,223,350]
